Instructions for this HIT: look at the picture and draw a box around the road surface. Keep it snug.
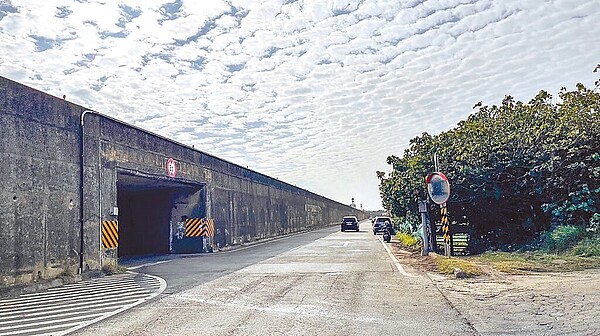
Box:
[72,221,476,335]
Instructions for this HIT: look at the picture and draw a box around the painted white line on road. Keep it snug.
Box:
[128,260,172,270]
[0,288,152,312]
[0,321,82,336]
[0,283,149,307]
[0,312,106,332]
[59,272,167,336]
[328,241,352,248]
[220,228,324,253]
[378,236,414,277]
[288,245,304,252]
[0,298,141,323]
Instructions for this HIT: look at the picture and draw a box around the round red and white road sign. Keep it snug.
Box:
[426,172,450,205]
[166,158,177,177]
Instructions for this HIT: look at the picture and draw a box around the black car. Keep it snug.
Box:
[372,216,392,235]
[341,216,359,232]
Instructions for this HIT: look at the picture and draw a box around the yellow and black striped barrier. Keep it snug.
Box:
[440,205,451,256]
[185,218,215,238]
[102,220,118,249]
[440,206,450,244]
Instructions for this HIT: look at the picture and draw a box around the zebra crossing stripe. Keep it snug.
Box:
[0,272,166,336]
[0,312,106,332]
[2,281,149,305]
[0,288,152,314]
[0,321,83,336]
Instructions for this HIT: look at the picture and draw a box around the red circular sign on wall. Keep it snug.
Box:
[166,158,177,177]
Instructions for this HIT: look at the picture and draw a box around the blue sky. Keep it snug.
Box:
[1,0,599,210]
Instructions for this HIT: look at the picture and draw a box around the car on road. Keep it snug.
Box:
[341,216,359,232]
[372,216,392,235]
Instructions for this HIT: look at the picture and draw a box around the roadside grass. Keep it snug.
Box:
[102,259,128,275]
[473,234,600,274]
[397,233,600,277]
[473,251,600,274]
[568,235,600,257]
[428,235,600,276]
[432,255,484,277]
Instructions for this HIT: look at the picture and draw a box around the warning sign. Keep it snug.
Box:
[166,158,177,177]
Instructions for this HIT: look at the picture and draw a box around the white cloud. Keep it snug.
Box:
[1,0,599,210]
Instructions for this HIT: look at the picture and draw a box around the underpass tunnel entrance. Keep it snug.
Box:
[116,172,204,258]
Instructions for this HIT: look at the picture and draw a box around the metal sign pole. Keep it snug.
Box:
[418,200,429,256]
[426,171,451,257]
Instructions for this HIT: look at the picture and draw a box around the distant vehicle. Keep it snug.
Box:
[372,216,392,235]
[341,216,359,232]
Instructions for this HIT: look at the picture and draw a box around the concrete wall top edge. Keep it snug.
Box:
[1,76,363,215]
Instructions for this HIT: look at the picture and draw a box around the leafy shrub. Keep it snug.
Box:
[396,232,421,250]
[590,213,600,232]
[569,235,600,257]
[541,225,584,252]
[378,76,600,251]
[393,216,419,234]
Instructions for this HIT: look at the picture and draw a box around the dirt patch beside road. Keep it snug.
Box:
[388,242,439,273]
[389,242,600,335]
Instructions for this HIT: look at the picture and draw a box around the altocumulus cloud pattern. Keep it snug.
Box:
[0,0,599,209]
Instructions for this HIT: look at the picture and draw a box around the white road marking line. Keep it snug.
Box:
[59,272,167,336]
[0,321,82,336]
[0,283,147,306]
[0,288,152,312]
[127,260,172,270]
[378,236,414,277]
[328,241,352,248]
[0,272,167,336]
[0,292,152,317]
[0,312,106,332]
[0,299,140,323]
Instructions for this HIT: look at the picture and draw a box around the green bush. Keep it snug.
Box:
[569,235,600,257]
[396,232,421,250]
[377,78,600,251]
[392,216,419,234]
[541,225,584,252]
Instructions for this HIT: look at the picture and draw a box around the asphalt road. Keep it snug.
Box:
[72,221,477,335]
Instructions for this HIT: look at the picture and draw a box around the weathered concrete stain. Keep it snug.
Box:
[0,76,365,288]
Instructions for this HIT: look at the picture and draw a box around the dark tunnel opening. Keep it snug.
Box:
[116,173,203,258]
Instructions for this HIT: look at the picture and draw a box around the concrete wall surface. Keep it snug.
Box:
[0,76,365,288]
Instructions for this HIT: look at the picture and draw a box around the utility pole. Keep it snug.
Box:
[426,170,451,257]
[419,200,429,256]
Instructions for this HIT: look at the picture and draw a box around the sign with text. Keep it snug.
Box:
[166,157,178,177]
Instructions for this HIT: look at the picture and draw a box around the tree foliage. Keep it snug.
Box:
[378,69,600,251]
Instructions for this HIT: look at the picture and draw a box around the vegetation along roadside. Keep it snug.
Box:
[382,65,600,277]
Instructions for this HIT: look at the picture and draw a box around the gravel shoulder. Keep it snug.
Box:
[390,243,600,335]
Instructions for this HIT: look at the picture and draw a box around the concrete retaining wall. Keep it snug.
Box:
[0,76,365,288]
